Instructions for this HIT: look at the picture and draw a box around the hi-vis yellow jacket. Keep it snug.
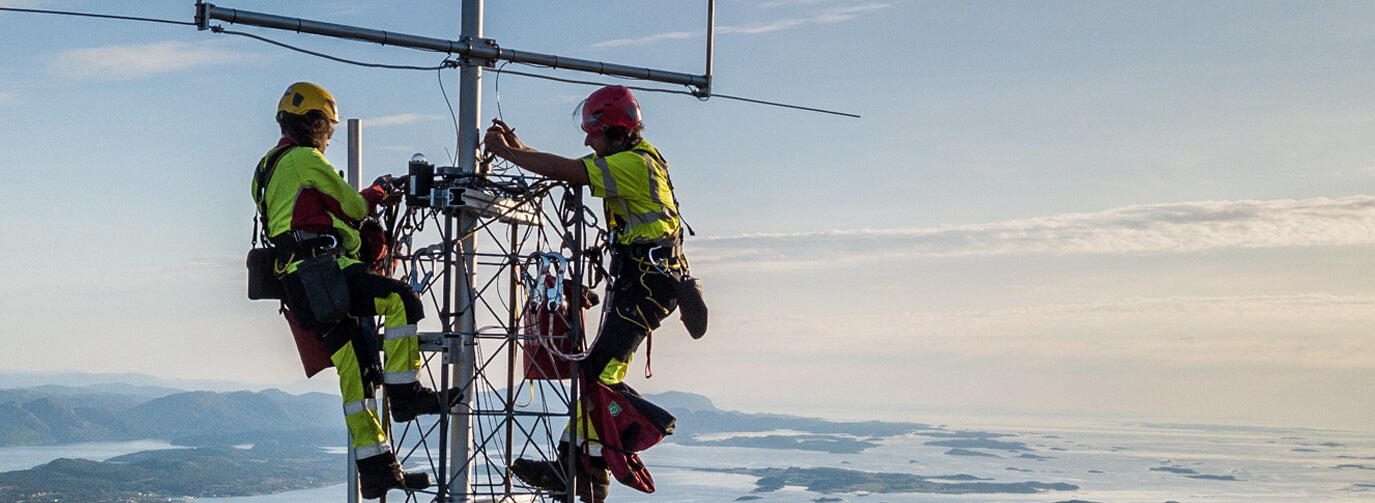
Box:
[251,141,384,258]
[582,140,681,246]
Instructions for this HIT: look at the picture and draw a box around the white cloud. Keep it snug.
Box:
[592,2,892,48]
[690,196,1375,268]
[592,31,698,49]
[0,92,17,104]
[365,113,445,127]
[48,40,261,81]
[813,3,893,23]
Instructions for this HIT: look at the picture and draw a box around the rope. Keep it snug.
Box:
[0,7,195,26]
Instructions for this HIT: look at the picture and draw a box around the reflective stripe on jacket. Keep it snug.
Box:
[582,139,681,245]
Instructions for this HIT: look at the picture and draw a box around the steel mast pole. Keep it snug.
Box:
[448,0,483,501]
[345,118,363,503]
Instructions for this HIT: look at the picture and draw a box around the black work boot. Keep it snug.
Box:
[386,382,445,422]
[357,453,432,500]
[675,275,708,339]
[574,455,610,503]
[510,443,609,503]
[510,457,567,492]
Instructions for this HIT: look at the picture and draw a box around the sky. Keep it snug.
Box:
[2,0,1374,431]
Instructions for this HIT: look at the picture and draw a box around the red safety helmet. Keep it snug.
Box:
[581,85,641,134]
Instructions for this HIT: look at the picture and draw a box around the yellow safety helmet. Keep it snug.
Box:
[277,82,338,123]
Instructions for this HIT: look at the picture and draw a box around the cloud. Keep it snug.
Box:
[0,92,17,104]
[592,31,699,49]
[48,40,261,81]
[759,0,839,7]
[690,196,1375,268]
[592,2,891,48]
[710,292,1375,369]
[365,113,445,127]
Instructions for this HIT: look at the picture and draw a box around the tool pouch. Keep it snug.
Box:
[246,247,284,300]
[283,255,351,327]
[674,275,707,339]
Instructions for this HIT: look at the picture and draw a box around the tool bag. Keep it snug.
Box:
[246,247,283,300]
[281,254,351,327]
[581,379,675,493]
[523,276,594,380]
[283,307,332,378]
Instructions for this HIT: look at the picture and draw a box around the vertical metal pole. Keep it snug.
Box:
[450,1,484,501]
[705,0,715,83]
[347,118,363,187]
[504,223,519,496]
[345,117,363,503]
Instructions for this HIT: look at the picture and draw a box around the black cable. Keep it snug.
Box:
[213,27,450,71]
[437,66,462,166]
[707,92,862,119]
[212,24,860,119]
[0,7,196,26]
[489,65,861,119]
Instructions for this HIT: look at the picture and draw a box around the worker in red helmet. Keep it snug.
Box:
[484,85,705,502]
[252,82,443,500]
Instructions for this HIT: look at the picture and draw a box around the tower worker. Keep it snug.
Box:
[484,85,703,503]
[251,82,442,499]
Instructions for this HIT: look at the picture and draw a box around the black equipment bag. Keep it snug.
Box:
[247,247,284,300]
[282,254,351,328]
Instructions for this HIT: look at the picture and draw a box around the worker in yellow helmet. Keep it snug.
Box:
[251,82,440,500]
[485,85,707,503]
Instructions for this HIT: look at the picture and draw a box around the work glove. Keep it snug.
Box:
[371,174,406,205]
[372,174,397,190]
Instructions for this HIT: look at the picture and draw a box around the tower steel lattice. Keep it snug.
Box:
[196,1,716,500]
[377,166,598,502]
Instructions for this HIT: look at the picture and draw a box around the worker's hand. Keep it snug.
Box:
[483,118,524,159]
[371,174,405,205]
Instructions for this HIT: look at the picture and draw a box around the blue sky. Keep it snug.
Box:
[2,0,1375,431]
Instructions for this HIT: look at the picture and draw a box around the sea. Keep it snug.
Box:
[5,413,1372,503]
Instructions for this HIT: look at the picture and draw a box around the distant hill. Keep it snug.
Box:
[0,371,258,393]
[0,385,341,447]
[0,445,341,502]
[0,373,945,449]
[0,373,1056,501]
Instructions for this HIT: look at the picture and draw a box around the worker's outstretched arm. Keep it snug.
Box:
[483,119,590,185]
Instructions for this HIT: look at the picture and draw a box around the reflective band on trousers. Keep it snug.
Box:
[383,324,418,341]
[343,398,378,416]
[355,441,392,459]
[384,370,418,384]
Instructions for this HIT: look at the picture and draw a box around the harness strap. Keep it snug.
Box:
[252,145,297,245]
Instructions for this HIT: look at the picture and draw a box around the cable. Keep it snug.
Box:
[0,7,196,26]
[209,23,859,119]
[707,92,862,119]
[2,7,860,119]
[489,65,860,119]
[437,66,462,166]
[212,27,451,71]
